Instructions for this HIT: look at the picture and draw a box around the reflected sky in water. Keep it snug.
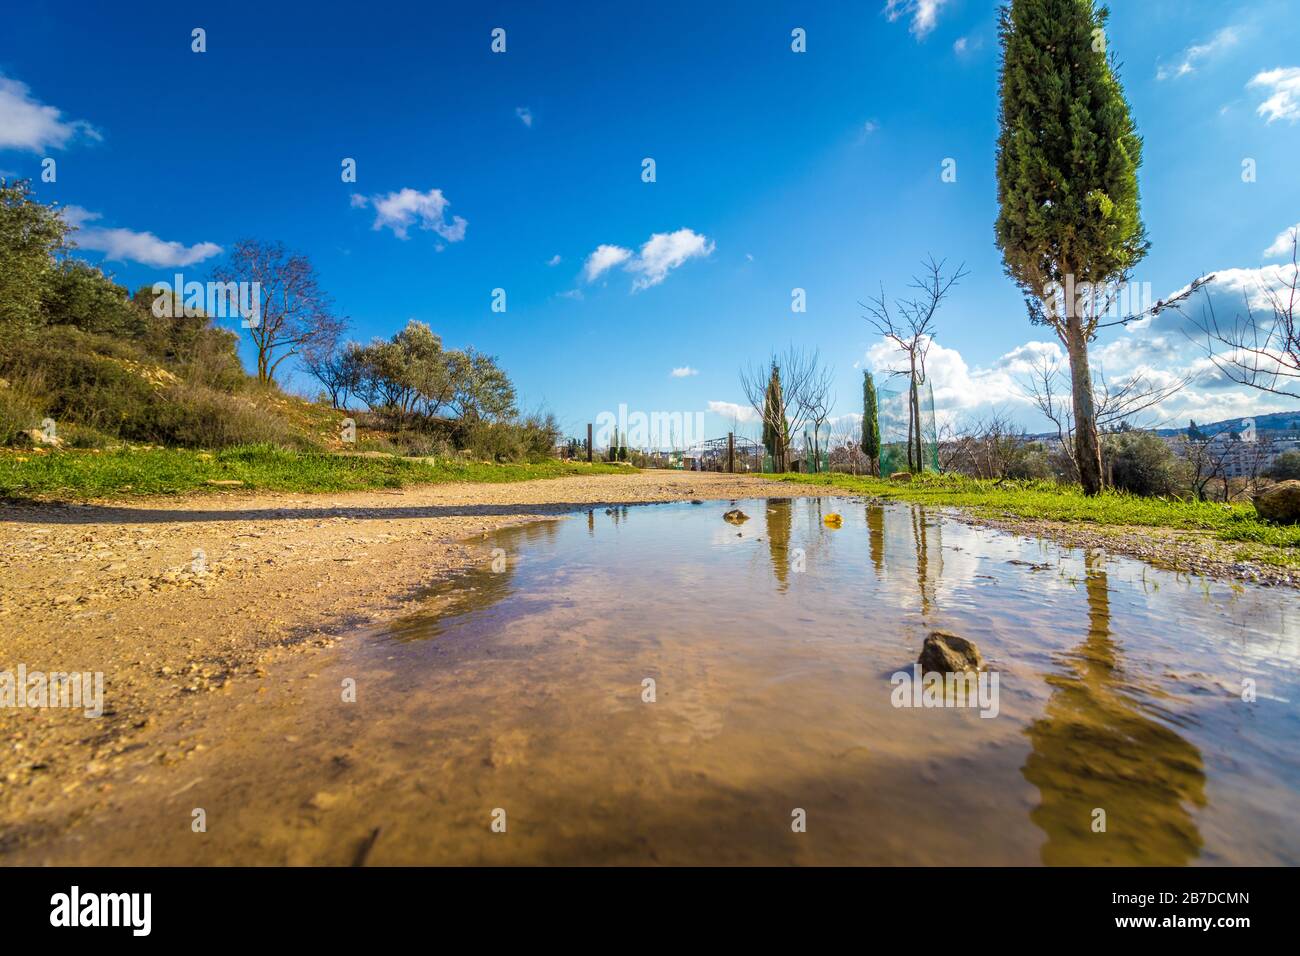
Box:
[341,497,1298,864]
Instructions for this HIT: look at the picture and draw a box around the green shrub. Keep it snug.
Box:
[0,385,43,446]
[149,384,317,450]
[1005,441,1053,480]
[0,327,316,450]
[459,413,559,462]
[1268,451,1300,482]
[1104,430,1183,497]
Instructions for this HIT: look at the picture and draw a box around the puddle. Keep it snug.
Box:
[30,499,1300,865]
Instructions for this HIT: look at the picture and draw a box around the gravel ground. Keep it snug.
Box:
[0,471,806,835]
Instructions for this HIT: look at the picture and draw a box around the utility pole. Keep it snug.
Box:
[586,423,593,463]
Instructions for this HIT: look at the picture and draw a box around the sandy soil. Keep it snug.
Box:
[0,471,810,843]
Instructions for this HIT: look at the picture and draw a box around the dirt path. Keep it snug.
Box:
[0,471,816,847]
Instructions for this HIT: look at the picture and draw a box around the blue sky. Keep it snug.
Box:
[3,0,1299,443]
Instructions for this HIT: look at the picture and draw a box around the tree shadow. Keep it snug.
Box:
[0,500,685,526]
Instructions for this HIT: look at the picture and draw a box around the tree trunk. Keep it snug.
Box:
[1066,327,1103,496]
[910,379,923,473]
[905,357,918,472]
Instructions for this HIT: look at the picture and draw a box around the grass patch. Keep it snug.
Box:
[773,472,1300,553]
[0,445,630,500]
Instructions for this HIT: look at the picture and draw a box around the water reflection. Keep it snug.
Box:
[28,498,1293,866]
[867,504,885,576]
[1021,551,1207,864]
[386,521,555,643]
[911,506,940,620]
[765,498,793,592]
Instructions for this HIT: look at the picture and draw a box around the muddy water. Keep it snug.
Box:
[26,499,1300,865]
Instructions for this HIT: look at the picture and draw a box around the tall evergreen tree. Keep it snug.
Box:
[995,0,1148,495]
[861,370,881,476]
[762,363,789,472]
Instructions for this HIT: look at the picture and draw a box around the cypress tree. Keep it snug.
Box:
[861,370,880,476]
[762,363,789,472]
[995,0,1148,495]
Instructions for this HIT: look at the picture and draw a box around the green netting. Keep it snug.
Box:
[876,380,938,477]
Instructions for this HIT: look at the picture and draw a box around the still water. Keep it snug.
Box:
[46,497,1300,865]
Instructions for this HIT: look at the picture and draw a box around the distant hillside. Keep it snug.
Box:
[1153,410,1300,438]
[1024,409,1300,443]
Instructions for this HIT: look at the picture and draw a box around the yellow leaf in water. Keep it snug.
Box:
[823,513,843,528]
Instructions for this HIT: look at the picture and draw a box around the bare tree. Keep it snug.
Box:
[828,416,868,474]
[863,257,968,472]
[1183,230,1300,400]
[940,411,1031,480]
[1021,352,1189,482]
[795,350,834,473]
[212,239,343,386]
[1175,433,1230,502]
[302,334,359,410]
[739,345,816,472]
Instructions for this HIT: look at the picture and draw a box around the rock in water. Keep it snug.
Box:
[722,509,750,525]
[919,631,984,673]
[1255,480,1300,524]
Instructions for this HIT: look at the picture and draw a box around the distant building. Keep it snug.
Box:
[1168,434,1300,478]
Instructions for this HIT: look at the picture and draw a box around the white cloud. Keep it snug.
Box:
[59,205,221,268]
[1156,27,1239,81]
[515,106,533,128]
[862,119,879,135]
[866,337,1044,423]
[546,254,562,266]
[58,205,98,228]
[583,243,633,282]
[992,340,1066,376]
[0,75,100,153]
[883,0,950,40]
[670,366,699,378]
[863,329,1293,434]
[627,228,714,290]
[351,187,467,243]
[1179,263,1300,314]
[582,228,714,291]
[1249,66,1300,123]
[1264,224,1299,259]
[707,401,761,424]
